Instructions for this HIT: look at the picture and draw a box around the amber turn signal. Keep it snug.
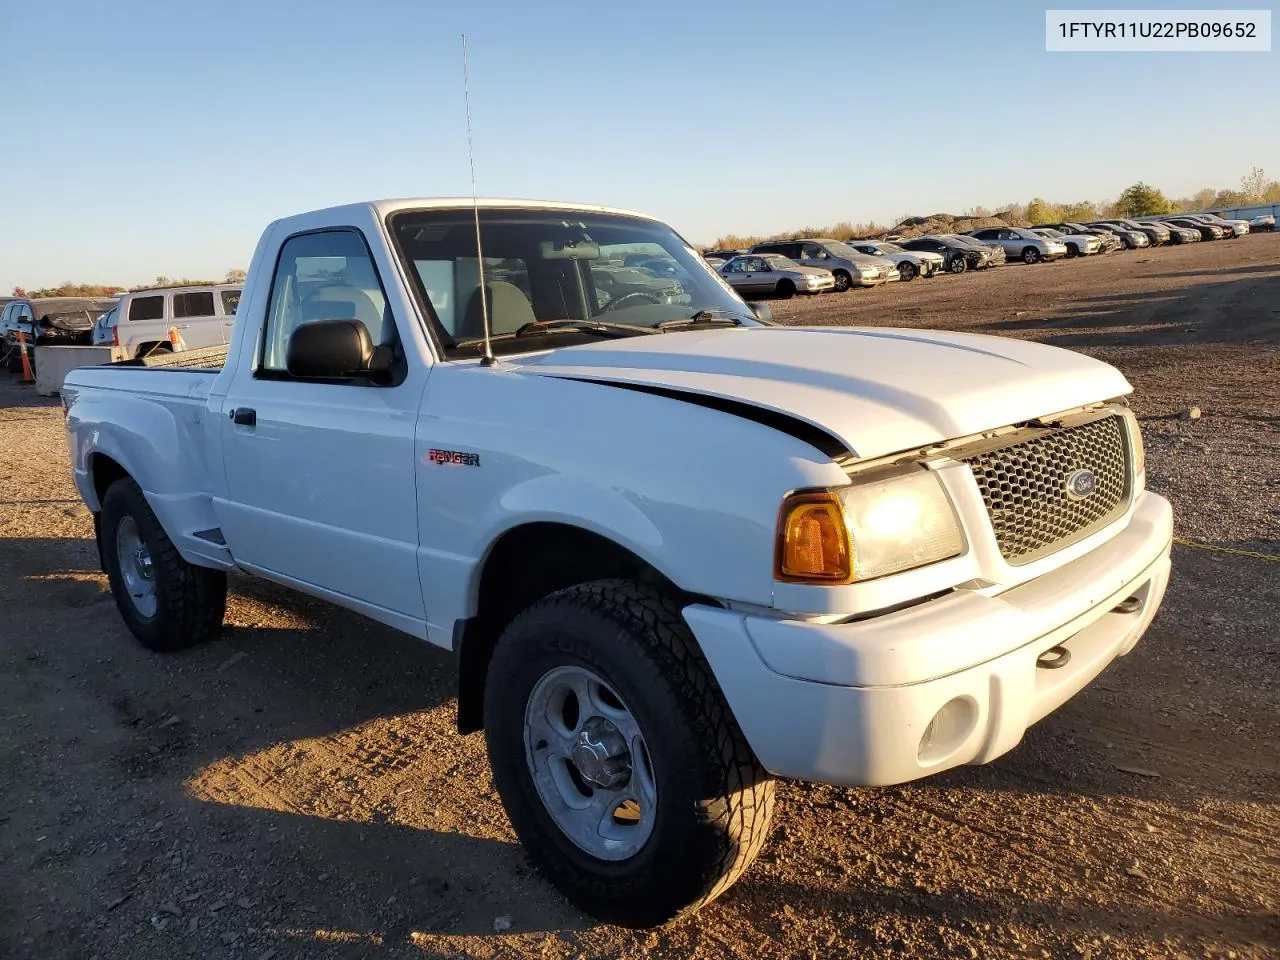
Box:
[775,492,853,584]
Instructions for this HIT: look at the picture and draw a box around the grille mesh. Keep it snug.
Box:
[964,416,1130,565]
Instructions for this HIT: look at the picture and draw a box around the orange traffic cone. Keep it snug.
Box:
[167,326,188,352]
[16,331,35,385]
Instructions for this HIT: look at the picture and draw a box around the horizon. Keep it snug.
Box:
[2,0,1276,290]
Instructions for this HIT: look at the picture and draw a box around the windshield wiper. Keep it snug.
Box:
[513,319,657,338]
[656,310,744,331]
[453,319,656,351]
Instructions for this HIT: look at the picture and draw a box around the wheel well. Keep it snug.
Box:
[454,523,686,734]
[90,453,130,506]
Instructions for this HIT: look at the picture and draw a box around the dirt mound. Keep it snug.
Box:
[867,211,1027,240]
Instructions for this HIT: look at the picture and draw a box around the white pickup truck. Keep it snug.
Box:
[62,198,1173,927]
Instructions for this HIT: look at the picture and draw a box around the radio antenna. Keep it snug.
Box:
[462,34,496,366]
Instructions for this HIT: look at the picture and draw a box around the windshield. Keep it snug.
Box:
[820,241,863,259]
[762,255,798,269]
[390,208,759,358]
[1036,228,1062,237]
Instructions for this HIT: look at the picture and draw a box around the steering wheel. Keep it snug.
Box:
[600,292,662,313]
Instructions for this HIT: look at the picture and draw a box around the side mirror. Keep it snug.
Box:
[286,319,391,381]
[748,302,774,323]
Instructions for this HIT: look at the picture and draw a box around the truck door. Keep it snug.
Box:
[216,228,426,625]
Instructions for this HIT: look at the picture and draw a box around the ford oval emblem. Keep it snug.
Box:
[1066,469,1097,500]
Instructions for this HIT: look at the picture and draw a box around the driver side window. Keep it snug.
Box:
[259,230,395,376]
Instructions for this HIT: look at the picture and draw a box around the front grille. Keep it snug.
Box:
[963,415,1130,565]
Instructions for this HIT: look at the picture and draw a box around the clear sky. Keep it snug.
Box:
[1,0,1276,290]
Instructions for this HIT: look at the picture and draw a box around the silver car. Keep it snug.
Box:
[1030,227,1101,257]
[967,227,1069,264]
[846,240,944,281]
[718,254,835,298]
[749,238,897,289]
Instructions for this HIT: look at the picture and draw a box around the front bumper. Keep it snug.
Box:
[687,491,1172,788]
[800,278,836,294]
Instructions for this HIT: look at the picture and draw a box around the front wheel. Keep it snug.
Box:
[949,256,968,274]
[897,261,917,282]
[100,478,226,651]
[1022,246,1041,264]
[483,580,774,927]
[831,270,852,292]
[1065,244,1079,258]
[775,279,796,299]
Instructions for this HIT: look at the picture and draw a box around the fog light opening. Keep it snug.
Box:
[917,696,979,765]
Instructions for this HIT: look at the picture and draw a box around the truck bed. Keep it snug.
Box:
[112,344,228,370]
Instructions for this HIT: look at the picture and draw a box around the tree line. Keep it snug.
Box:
[10,269,248,300]
[711,167,1280,250]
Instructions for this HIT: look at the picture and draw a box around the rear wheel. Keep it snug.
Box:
[1022,246,1041,264]
[831,270,852,292]
[483,580,774,927]
[775,279,796,299]
[897,261,917,282]
[100,478,226,652]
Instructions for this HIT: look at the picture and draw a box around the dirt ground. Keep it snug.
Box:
[1,235,1277,960]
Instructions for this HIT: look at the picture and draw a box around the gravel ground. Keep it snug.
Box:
[1,235,1277,960]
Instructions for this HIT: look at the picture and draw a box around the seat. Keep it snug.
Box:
[459,281,537,338]
[300,285,383,338]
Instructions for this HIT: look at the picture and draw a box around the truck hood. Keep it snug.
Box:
[513,326,1132,460]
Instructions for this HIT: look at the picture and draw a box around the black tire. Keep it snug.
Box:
[831,270,852,292]
[139,342,172,358]
[897,261,917,282]
[100,477,226,652]
[948,256,967,274]
[1065,244,1079,258]
[483,580,774,927]
[774,279,796,299]
[1022,246,1041,264]
[5,344,20,373]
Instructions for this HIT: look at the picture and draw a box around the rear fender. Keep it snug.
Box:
[70,393,229,568]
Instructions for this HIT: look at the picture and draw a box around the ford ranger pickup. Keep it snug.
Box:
[61,198,1173,927]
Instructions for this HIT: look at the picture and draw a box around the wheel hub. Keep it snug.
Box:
[571,717,632,789]
[133,548,153,580]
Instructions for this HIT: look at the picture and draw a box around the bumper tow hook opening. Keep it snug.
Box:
[1113,595,1143,615]
[1037,645,1071,670]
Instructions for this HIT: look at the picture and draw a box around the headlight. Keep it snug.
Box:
[775,468,965,584]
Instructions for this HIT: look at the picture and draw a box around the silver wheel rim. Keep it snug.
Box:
[115,515,157,618]
[899,263,914,280]
[1024,249,1038,263]
[524,665,658,861]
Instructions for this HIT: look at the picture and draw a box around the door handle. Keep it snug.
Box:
[230,407,256,426]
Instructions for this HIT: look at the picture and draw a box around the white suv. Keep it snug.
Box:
[93,284,241,357]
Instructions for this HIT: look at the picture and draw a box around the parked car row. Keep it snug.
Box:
[699,211,1255,301]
